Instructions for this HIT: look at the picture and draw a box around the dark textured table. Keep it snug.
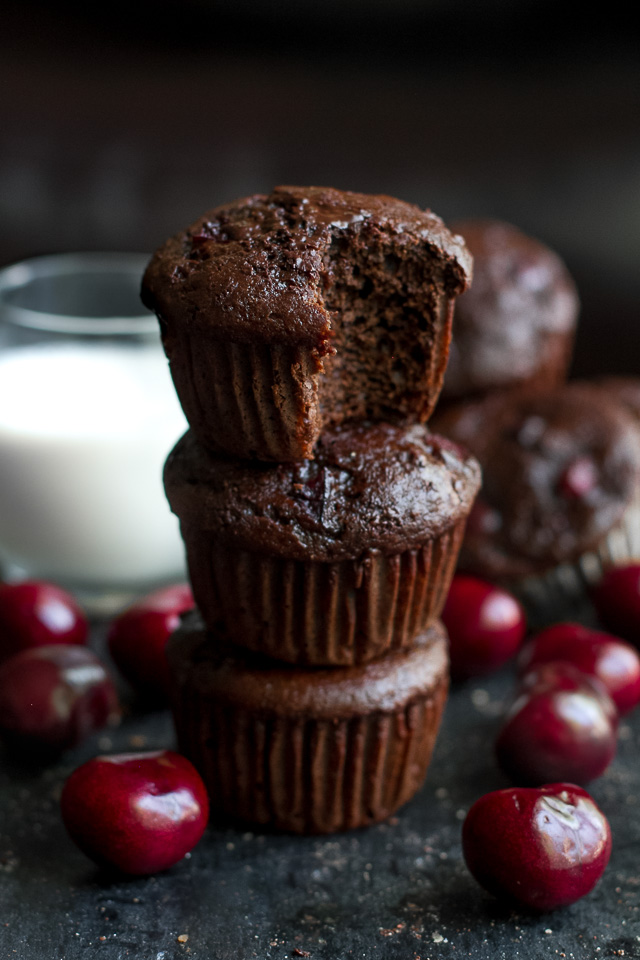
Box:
[2,620,639,960]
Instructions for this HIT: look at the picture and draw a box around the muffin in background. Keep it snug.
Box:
[432,383,640,623]
[592,376,640,426]
[441,219,579,403]
[142,185,472,462]
[167,611,450,834]
[164,421,480,666]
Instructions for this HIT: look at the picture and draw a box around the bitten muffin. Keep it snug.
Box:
[167,611,449,834]
[164,421,481,666]
[142,185,472,461]
[432,384,640,619]
[441,219,579,402]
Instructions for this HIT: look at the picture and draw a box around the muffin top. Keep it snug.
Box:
[443,219,579,398]
[432,383,640,578]
[142,185,472,348]
[164,421,481,562]
[167,611,448,718]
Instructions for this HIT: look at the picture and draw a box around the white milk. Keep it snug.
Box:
[0,342,187,586]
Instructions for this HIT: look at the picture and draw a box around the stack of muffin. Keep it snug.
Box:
[142,186,480,834]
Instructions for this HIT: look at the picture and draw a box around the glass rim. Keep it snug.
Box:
[0,252,158,336]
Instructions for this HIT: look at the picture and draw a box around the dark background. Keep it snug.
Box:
[1,0,639,374]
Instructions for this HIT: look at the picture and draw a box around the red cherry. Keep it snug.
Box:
[60,750,209,875]
[519,622,593,650]
[0,645,120,755]
[107,583,194,701]
[441,575,526,681]
[557,457,598,499]
[462,783,612,911]
[518,660,616,705]
[592,564,640,644]
[0,581,88,663]
[519,622,640,715]
[496,663,618,785]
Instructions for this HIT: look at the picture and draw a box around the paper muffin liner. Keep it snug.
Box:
[182,518,466,666]
[171,663,448,835]
[167,309,454,463]
[168,335,321,461]
[511,491,640,628]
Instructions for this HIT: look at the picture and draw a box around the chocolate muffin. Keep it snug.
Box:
[433,384,640,619]
[142,185,472,461]
[167,611,449,834]
[441,219,579,402]
[593,377,640,426]
[164,421,481,666]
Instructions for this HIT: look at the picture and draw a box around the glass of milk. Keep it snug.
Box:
[0,253,187,614]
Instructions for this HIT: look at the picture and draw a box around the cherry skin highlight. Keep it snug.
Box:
[0,645,120,755]
[60,750,209,875]
[518,621,640,715]
[462,783,612,911]
[107,583,194,701]
[0,581,88,663]
[592,564,640,645]
[496,663,618,785]
[441,575,526,681]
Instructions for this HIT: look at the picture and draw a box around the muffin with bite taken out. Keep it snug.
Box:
[142,186,472,462]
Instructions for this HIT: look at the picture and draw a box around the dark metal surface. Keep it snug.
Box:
[2,621,639,960]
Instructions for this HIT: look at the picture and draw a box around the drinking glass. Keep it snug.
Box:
[0,253,187,614]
